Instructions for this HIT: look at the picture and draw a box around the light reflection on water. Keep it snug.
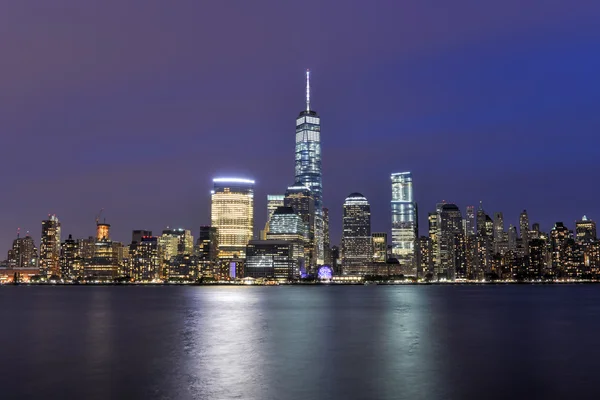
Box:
[1,285,600,399]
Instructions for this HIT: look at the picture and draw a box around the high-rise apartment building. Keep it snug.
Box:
[341,193,373,275]
[60,234,82,279]
[130,236,161,281]
[390,172,416,272]
[295,70,324,264]
[40,215,61,277]
[211,178,254,259]
[7,233,38,270]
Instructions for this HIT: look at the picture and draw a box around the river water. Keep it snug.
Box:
[0,285,599,399]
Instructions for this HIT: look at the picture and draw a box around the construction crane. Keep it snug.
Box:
[95,208,104,225]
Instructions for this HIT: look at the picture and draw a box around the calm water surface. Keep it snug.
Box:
[1,285,599,399]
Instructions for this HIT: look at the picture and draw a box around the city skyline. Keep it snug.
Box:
[1,1,600,257]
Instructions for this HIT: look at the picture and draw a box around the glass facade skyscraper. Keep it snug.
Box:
[391,172,416,271]
[295,70,324,264]
[342,193,373,275]
[210,178,254,259]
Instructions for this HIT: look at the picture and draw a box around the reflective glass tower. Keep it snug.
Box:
[391,172,416,270]
[295,70,324,264]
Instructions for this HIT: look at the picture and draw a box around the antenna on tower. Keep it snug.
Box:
[306,69,310,111]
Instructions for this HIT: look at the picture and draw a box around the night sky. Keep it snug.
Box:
[2,1,600,254]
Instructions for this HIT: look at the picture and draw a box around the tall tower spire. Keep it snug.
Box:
[306,69,310,111]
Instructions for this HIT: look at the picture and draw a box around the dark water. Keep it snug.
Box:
[1,285,600,399]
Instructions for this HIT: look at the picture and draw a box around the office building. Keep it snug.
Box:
[197,226,218,262]
[295,70,324,264]
[245,240,297,280]
[211,178,254,259]
[341,193,373,275]
[576,216,597,243]
[390,172,416,272]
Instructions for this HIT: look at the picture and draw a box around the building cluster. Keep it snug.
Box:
[1,71,598,284]
[418,205,599,281]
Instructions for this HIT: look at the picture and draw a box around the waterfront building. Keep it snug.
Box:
[323,207,332,265]
[166,254,199,281]
[130,236,162,281]
[211,178,254,259]
[550,222,572,277]
[39,215,61,277]
[267,206,306,271]
[390,172,416,273]
[417,236,432,278]
[428,212,439,270]
[284,182,315,266]
[245,240,297,280]
[438,204,462,280]
[60,234,82,279]
[341,193,373,275]
[7,233,38,270]
[295,70,324,264]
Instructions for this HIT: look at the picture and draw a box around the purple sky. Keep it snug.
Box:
[1,0,600,254]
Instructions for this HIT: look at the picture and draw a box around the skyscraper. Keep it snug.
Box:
[390,172,416,273]
[438,204,462,280]
[465,205,475,236]
[60,234,82,279]
[323,207,332,265]
[341,193,373,275]
[295,70,324,264]
[197,226,218,262]
[519,210,530,255]
[40,215,61,277]
[284,182,315,267]
[211,178,255,259]
[576,216,597,243]
[159,228,194,263]
[7,233,38,270]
